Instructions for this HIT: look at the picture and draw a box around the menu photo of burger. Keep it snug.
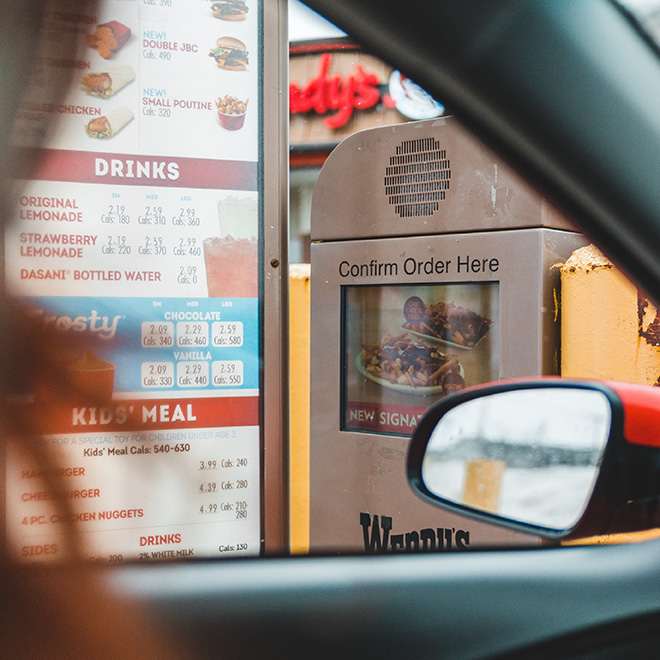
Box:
[211,0,248,21]
[209,36,248,71]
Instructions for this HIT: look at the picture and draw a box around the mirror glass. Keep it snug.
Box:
[421,388,612,530]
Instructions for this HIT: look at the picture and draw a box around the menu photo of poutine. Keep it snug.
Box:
[357,332,465,396]
[402,297,493,350]
[215,94,248,130]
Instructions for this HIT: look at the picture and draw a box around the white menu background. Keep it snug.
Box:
[6,0,264,563]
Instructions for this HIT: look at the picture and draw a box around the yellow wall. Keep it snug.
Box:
[289,264,311,553]
[560,246,660,545]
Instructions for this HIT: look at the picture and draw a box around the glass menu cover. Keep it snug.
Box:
[343,283,500,437]
[6,1,264,562]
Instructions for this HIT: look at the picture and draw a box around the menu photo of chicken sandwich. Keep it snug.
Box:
[85,107,134,138]
[80,65,136,98]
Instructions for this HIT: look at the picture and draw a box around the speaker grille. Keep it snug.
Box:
[384,138,451,218]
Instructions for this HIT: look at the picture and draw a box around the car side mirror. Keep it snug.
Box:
[407,380,660,540]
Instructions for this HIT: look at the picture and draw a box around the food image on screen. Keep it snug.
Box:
[403,299,493,349]
[359,332,464,394]
[343,283,498,436]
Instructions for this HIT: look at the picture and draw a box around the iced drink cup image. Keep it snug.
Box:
[204,196,258,298]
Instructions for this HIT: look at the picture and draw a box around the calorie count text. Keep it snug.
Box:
[198,499,248,518]
[134,540,250,561]
[196,452,250,519]
[142,320,241,348]
[141,360,244,388]
[142,360,244,389]
[142,321,175,347]
[196,456,250,522]
[42,199,213,288]
[137,207,201,228]
[102,202,203,250]
[93,201,208,290]
[142,32,198,62]
[177,321,208,346]
[139,321,244,351]
[212,322,243,347]
[176,360,210,387]
[96,234,201,258]
[101,204,202,229]
[141,321,244,348]
[101,204,130,225]
[141,361,174,387]
[18,449,253,550]
[211,361,243,387]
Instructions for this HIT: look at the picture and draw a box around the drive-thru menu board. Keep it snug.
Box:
[5,0,264,562]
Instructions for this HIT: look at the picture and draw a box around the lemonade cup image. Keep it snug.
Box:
[203,236,258,297]
[204,196,258,298]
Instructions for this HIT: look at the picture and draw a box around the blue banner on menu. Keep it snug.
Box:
[28,296,259,393]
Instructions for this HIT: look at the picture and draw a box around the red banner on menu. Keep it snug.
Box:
[28,149,258,191]
[13,396,259,435]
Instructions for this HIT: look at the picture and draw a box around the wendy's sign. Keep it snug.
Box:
[289,52,444,130]
[289,53,385,129]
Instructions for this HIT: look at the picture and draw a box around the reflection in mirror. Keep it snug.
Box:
[421,388,612,530]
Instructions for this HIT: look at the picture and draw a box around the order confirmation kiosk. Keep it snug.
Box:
[309,116,586,554]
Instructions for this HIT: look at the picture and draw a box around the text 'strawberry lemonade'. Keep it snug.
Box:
[204,196,258,298]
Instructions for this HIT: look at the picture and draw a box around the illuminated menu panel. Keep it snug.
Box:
[343,283,499,437]
[5,0,263,562]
